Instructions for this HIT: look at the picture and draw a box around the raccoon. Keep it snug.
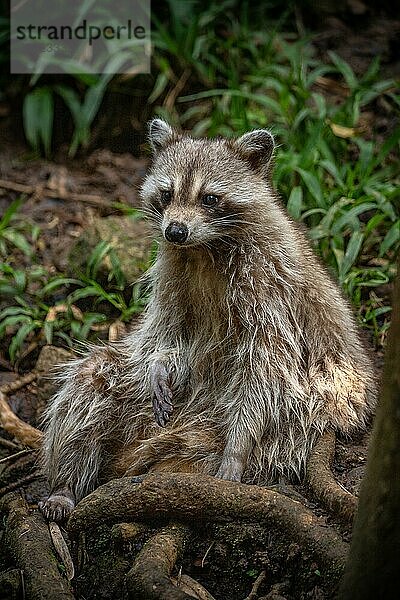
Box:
[39,119,376,521]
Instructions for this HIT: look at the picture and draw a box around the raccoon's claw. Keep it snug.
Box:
[152,388,173,427]
[39,489,75,522]
[151,361,174,427]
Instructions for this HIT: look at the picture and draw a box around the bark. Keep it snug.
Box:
[126,522,192,600]
[68,472,348,586]
[0,492,75,600]
[339,259,400,599]
[305,431,357,525]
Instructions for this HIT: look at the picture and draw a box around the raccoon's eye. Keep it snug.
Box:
[202,194,219,208]
[160,190,172,206]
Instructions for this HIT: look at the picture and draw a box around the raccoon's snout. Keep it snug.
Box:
[165,222,189,244]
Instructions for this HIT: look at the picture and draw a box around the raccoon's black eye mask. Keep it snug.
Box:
[160,190,172,206]
[202,194,219,208]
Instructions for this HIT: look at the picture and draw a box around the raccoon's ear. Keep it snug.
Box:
[235,129,275,174]
[148,119,175,152]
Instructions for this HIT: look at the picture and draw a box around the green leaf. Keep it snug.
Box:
[39,277,83,297]
[108,249,126,289]
[148,72,170,103]
[331,202,377,235]
[86,241,112,279]
[296,168,325,207]
[340,231,364,281]
[66,286,103,304]
[23,87,54,157]
[0,315,31,337]
[79,313,107,339]
[380,222,400,256]
[364,306,392,321]
[44,320,54,345]
[320,159,344,188]
[0,196,24,232]
[1,229,32,256]
[373,127,400,169]
[0,306,31,319]
[328,51,357,90]
[286,186,303,220]
[9,321,38,361]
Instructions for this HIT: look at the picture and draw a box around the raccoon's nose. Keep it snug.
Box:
[165,222,188,244]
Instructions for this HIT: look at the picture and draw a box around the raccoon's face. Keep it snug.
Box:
[140,119,274,247]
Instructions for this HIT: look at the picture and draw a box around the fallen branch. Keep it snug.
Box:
[0,492,75,600]
[49,522,75,581]
[0,448,34,464]
[126,522,192,600]
[305,431,357,525]
[0,178,111,209]
[171,575,217,600]
[69,472,348,583]
[0,374,43,448]
[0,373,37,395]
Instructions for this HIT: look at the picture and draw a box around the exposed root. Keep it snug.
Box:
[126,522,192,600]
[110,521,148,542]
[0,373,37,395]
[171,575,217,600]
[69,472,348,584]
[0,375,42,448]
[0,492,75,600]
[306,431,357,525]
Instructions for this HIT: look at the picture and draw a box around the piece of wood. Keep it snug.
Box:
[305,431,357,525]
[69,472,348,586]
[0,390,42,448]
[0,493,75,600]
[126,522,192,600]
[0,178,111,209]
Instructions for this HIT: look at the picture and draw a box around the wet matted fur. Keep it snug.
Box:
[40,120,377,520]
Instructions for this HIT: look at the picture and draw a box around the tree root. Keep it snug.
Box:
[305,431,357,525]
[0,568,22,599]
[0,492,74,600]
[0,373,42,448]
[68,472,348,584]
[126,522,193,600]
[110,521,148,543]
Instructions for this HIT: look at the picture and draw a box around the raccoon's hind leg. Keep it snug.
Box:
[40,346,126,521]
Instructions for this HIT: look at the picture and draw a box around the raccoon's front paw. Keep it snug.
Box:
[215,457,244,482]
[39,488,76,522]
[151,361,174,427]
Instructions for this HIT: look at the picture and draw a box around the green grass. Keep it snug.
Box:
[1,0,399,360]
[0,206,148,361]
